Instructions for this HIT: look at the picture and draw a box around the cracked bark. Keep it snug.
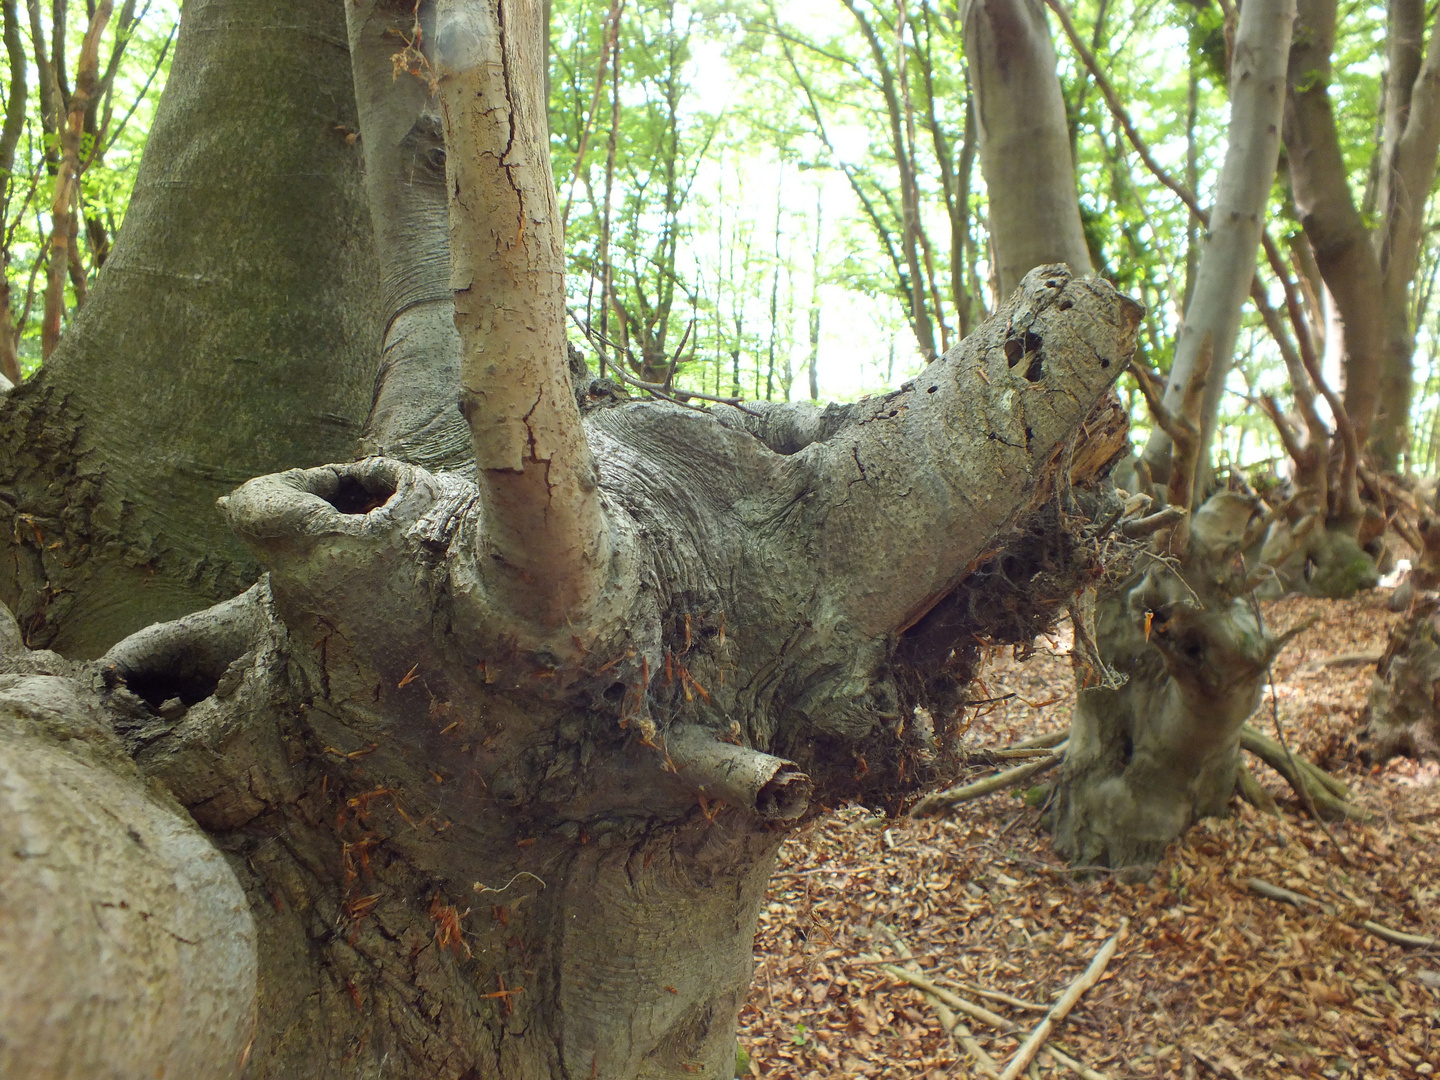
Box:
[0,265,1137,1079]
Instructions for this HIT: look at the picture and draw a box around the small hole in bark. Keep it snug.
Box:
[1023,354,1044,382]
[1100,357,1111,368]
[1058,298,1073,311]
[325,474,396,515]
[927,385,938,394]
[1004,339,1024,367]
[604,681,627,702]
[1045,278,1061,288]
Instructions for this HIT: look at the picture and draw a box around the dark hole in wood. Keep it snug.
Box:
[326,474,396,516]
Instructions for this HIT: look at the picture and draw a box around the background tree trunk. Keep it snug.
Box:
[1372,6,1440,468]
[960,0,1092,296]
[1282,0,1386,446]
[346,0,472,473]
[0,0,379,657]
[1140,0,1294,483]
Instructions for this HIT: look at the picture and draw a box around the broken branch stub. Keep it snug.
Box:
[666,724,812,821]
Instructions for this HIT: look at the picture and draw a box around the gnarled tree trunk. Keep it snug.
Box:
[2,263,1138,1078]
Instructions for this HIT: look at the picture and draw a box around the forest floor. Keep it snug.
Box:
[738,590,1440,1080]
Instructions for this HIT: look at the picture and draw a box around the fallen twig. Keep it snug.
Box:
[910,752,1064,816]
[875,961,1015,1031]
[957,983,1047,1013]
[1246,878,1438,949]
[1013,729,1070,751]
[878,926,1000,1078]
[1300,650,1382,671]
[998,919,1127,1080]
[1043,1043,1113,1080]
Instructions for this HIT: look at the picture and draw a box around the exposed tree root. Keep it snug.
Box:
[1238,725,1367,821]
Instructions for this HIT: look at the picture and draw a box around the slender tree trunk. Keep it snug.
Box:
[0,0,379,657]
[345,1,469,473]
[842,0,938,359]
[40,1,109,360]
[1140,0,1294,485]
[1282,0,1386,445]
[1372,6,1440,468]
[959,0,1092,296]
[808,187,822,401]
[0,0,25,386]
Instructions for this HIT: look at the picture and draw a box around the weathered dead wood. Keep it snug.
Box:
[910,750,1065,816]
[998,920,1126,1080]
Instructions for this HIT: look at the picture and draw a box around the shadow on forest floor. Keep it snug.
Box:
[740,590,1439,1079]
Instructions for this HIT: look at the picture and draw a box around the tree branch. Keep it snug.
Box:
[434,0,618,635]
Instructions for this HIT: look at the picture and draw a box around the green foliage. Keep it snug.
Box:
[1,0,176,374]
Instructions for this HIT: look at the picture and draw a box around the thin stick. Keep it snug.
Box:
[1246,878,1438,948]
[879,927,1000,1078]
[1043,1043,1113,1080]
[998,920,1126,1080]
[1013,730,1069,750]
[874,962,1016,1031]
[910,753,1063,816]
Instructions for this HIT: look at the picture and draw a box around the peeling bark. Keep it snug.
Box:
[435,0,614,633]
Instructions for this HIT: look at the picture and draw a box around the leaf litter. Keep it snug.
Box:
[739,592,1440,1079]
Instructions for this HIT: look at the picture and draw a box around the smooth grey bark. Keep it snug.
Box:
[1140,0,1294,484]
[1282,0,1386,446]
[0,267,1138,1079]
[1372,4,1440,467]
[0,0,379,658]
[346,0,472,473]
[959,0,1092,296]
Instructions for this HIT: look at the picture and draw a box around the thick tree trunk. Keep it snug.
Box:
[1051,493,1290,870]
[0,0,380,657]
[1364,592,1440,761]
[1,267,1139,1079]
[959,0,1092,296]
[1140,0,1294,483]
